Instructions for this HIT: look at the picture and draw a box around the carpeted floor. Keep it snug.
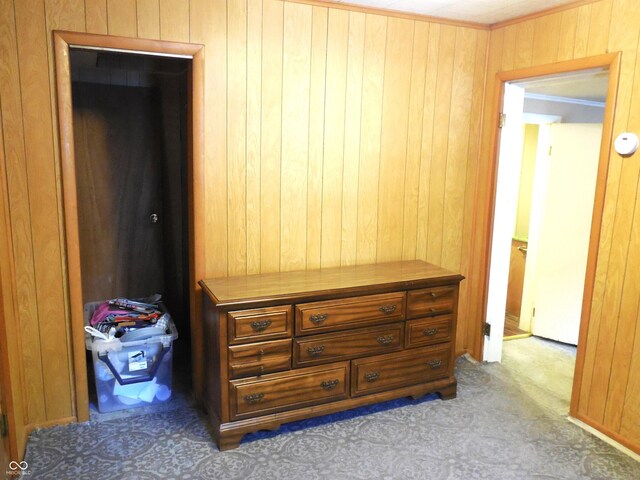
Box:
[23,337,640,479]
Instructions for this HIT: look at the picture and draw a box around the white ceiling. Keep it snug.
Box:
[515,69,609,103]
[331,0,581,25]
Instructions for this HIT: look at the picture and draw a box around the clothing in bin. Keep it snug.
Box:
[84,295,178,413]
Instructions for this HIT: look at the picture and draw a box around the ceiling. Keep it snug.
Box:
[515,69,609,104]
[331,0,581,25]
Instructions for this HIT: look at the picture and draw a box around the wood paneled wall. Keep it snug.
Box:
[0,0,487,438]
[475,0,640,452]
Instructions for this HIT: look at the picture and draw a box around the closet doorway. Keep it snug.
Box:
[54,32,204,422]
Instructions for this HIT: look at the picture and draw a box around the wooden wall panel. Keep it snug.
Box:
[137,0,160,40]
[1,0,490,438]
[226,0,248,276]
[320,8,348,268]
[160,0,189,42]
[259,0,283,274]
[340,11,365,266]
[84,0,107,34]
[415,23,440,262]
[0,0,43,427]
[355,13,386,266]
[306,6,328,270]
[401,21,429,261]
[426,25,456,265]
[246,0,263,275]
[14,0,73,421]
[376,17,413,263]
[475,0,640,453]
[106,0,137,37]
[441,27,476,272]
[280,1,312,271]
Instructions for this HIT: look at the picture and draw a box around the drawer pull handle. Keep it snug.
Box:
[430,292,438,299]
[364,372,379,383]
[427,359,442,369]
[307,345,325,357]
[321,379,340,391]
[310,313,328,325]
[423,328,438,337]
[250,320,272,332]
[379,304,397,314]
[243,392,264,405]
[376,335,394,345]
[429,308,439,314]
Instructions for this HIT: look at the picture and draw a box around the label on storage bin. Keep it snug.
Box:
[128,350,148,371]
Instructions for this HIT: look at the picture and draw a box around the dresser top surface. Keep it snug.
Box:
[200,260,463,308]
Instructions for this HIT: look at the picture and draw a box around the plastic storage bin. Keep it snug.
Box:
[84,301,178,413]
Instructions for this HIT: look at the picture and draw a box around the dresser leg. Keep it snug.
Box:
[217,430,245,451]
[438,384,457,400]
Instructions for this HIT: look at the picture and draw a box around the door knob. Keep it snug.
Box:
[149,213,159,224]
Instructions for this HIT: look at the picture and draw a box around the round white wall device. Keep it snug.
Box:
[614,132,638,156]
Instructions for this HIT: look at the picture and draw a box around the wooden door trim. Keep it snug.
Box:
[476,52,621,417]
[53,31,205,421]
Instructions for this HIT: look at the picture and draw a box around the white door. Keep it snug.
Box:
[484,83,526,362]
[526,123,602,345]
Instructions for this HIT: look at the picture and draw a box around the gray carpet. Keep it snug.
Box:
[23,337,640,479]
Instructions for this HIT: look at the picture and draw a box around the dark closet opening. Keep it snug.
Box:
[70,49,191,408]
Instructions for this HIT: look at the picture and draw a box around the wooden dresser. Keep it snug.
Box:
[200,260,464,450]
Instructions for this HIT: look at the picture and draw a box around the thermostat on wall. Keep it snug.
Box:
[614,133,638,156]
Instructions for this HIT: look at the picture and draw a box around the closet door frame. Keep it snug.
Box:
[53,31,205,422]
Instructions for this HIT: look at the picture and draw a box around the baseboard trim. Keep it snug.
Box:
[25,416,77,437]
[568,416,640,461]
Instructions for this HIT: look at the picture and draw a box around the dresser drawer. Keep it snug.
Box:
[294,323,404,367]
[230,362,349,419]
[406,286,456,319]
[228,339,292,379]
[228,305,292,344]
[295,292,405,336]
[405,315,453,348]
[351,344,450,397]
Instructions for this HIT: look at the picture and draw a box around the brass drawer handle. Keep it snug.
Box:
[306,345,325,357]
[429,292,438,299]
[243,392,264,405]
[376,334,394,345]
[364,372,379,383]
[321,379,339,390]
[379,304,397,314]
[427,359,442,369]
[310,313,328,325]
[250,319,272,332]
[423,327,438,337]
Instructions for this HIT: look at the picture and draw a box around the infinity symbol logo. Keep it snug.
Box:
[9,461,28,471]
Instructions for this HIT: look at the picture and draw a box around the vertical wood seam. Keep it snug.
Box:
[411,21,429,260]
[373,16,389,263]
[244,0,249,272]
[277,0,284,272]
[400,20,417,260]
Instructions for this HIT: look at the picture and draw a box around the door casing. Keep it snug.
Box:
[477,52,622,417]
[53,31,205,422]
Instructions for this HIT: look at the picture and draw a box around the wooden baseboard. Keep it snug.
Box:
[569,414,640,457]
[24,416,77,437]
